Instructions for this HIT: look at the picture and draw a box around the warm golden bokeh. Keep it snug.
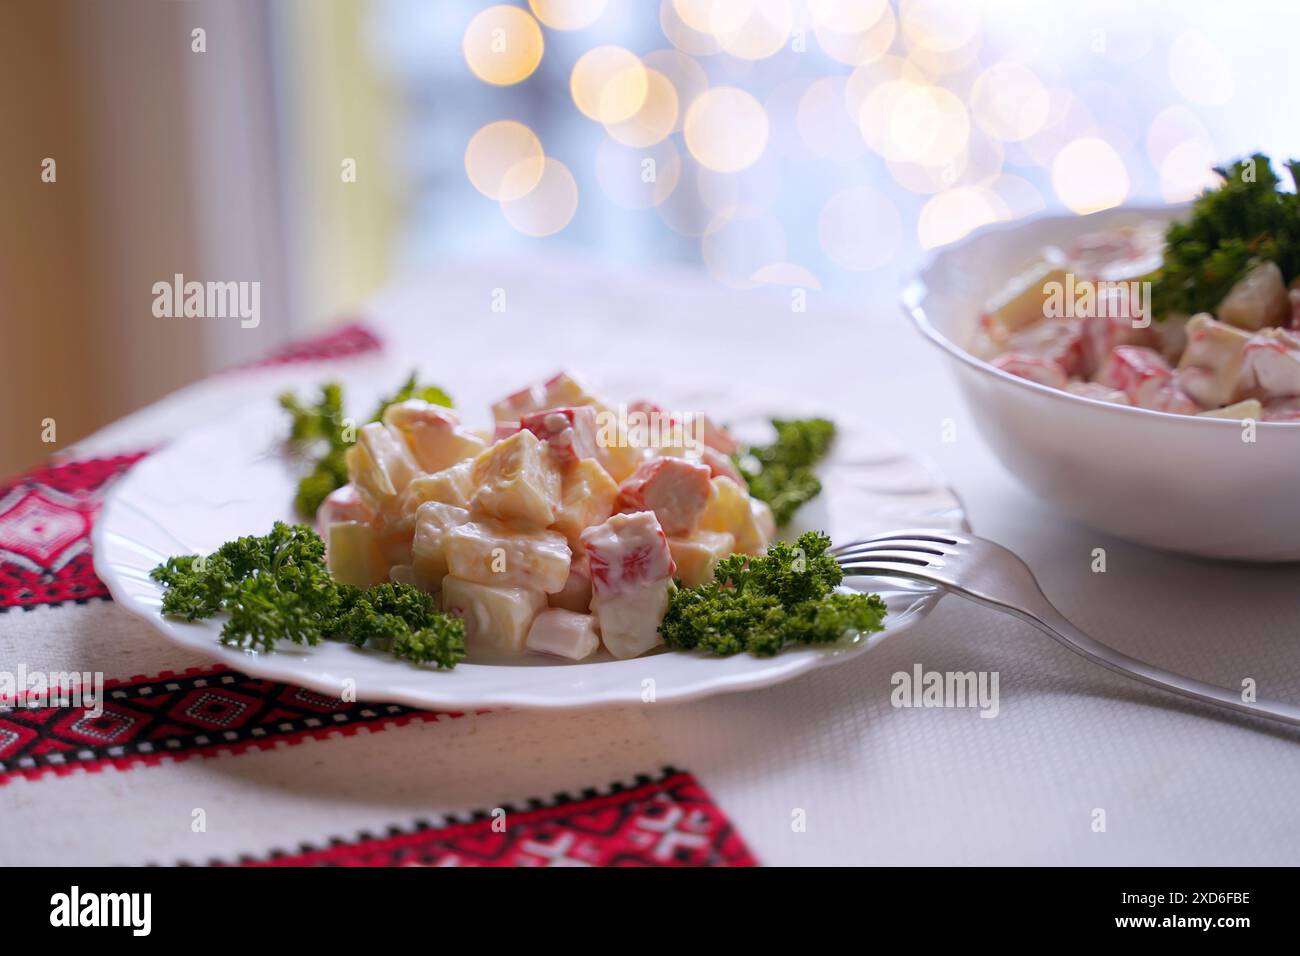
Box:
[528,0,607,31]
[605,68,679,148]
[500,157,580,236]
[462,5,545,87]
[684,86,769,172]
[571,45,650,123]
[464,120,547,201]
[1051,137,1130,214]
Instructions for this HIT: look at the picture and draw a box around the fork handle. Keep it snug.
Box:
[977,593,1300,730]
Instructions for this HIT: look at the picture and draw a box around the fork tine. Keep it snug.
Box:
[837,559,940,579]
[828,529,964,553]
[833,539,958,558]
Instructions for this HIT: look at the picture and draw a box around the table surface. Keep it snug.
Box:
[20,250,1300,865]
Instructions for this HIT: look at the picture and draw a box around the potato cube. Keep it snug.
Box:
[526,609,601,661]
[327,521,387,588]
[617,457,712,536]
[397,460,474,515]
[581,511,675,599]
[491,371,602,422]
[441,576,547,658]
[346,422,419,507]
[668,530,735,587]
[1217,261,1290,331]
[383,400,486,473]
[1240,328,1300,400]
[593,578,673,659]
[980,262,1069,339]
[469,430,562,528]
[375,512,416,567]
[1198,399,1263,420]
[1176,313,1251,407]
[411,501,471,591]
[444,517,571,594]
[549,559,593,613]
[552,458,619,548]
[699,476,767,554]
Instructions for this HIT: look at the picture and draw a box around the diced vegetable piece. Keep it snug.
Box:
[581,511,675,599]
[668,530,735,587]
[375,512,416,566]
[699,476,767,555]
[441,577,546,658]
[1008,317,1086,377]
[526,608,601,661]
[1065,381,1130,405]
[1175,313,1252,408]
[1080,305,1154,377]
[1067,222,1164,282]
[1138,381,1200,415]
[1239,328,1300,399]
[383,400,486,473]
[617,457,712,536]
[700,445,744,485]
[444,517,571,594]
[551,457,619,548]
[397,459,475,515]
[1097,346,1175,407]
[592,578,673,659]
[1217,261,1290,331]
[411,501,471,591]
[1198,399,1263,420]
[992,352,1069,389]
[520,406,601,465]
[750,499,775,547]
[346,422,420,507]
[327,520,387,588]
[316,485,373,537]
[548,558,593,613]
[979,261,1069,339]
[469,429,562,528]
[490,371,602,422]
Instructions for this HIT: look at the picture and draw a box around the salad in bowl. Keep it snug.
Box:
[974,155,1300,422]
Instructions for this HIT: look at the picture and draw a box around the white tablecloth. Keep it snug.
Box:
[63,251,1300,865]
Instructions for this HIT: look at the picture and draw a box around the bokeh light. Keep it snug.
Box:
[528,0,607,31]
[887,83,969,167]
[463,5,545,87]
[684,86,769,172]
[751,261,823,290]
[797,77,868,161]
[815,5,895,67]
[642,49,709,131]
[701,205,788,289]
[1051,137,1129,214]
[571,46,649,123]
[807,0,888,34]
[970,62,1051,143]
[465,120,546,201]
[917,186,1006,249]
[659,0,724,55]
[715,0,794,61]
[604,68,678,147]
[899,0,981,53]
[500,157,579,236]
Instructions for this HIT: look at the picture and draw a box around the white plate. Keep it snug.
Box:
[93,396,964,710]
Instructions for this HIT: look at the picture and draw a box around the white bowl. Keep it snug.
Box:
[902,204,1300,562]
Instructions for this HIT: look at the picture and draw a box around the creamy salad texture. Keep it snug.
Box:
[321,372,776,662]
[973,223,1300,421]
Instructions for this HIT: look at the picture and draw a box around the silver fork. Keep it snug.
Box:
[831,529,1300,729]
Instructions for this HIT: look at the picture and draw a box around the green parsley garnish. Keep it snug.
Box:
[279,372,453,518]
[736,417,836,525]
[1151,153,1300,319]
[150,522,465,669]
[659,530,886,657]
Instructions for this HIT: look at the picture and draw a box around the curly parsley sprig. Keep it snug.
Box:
[659,531,886,658]
[150,522,465,669]
[279,372,453,518]
[736,417,836,526]
[1150,153,1300,319]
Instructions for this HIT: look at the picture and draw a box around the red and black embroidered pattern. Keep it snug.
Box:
[244,321,382,369]
[225,768,756,867]
[0,665,456,785]
[0,453,148,610]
